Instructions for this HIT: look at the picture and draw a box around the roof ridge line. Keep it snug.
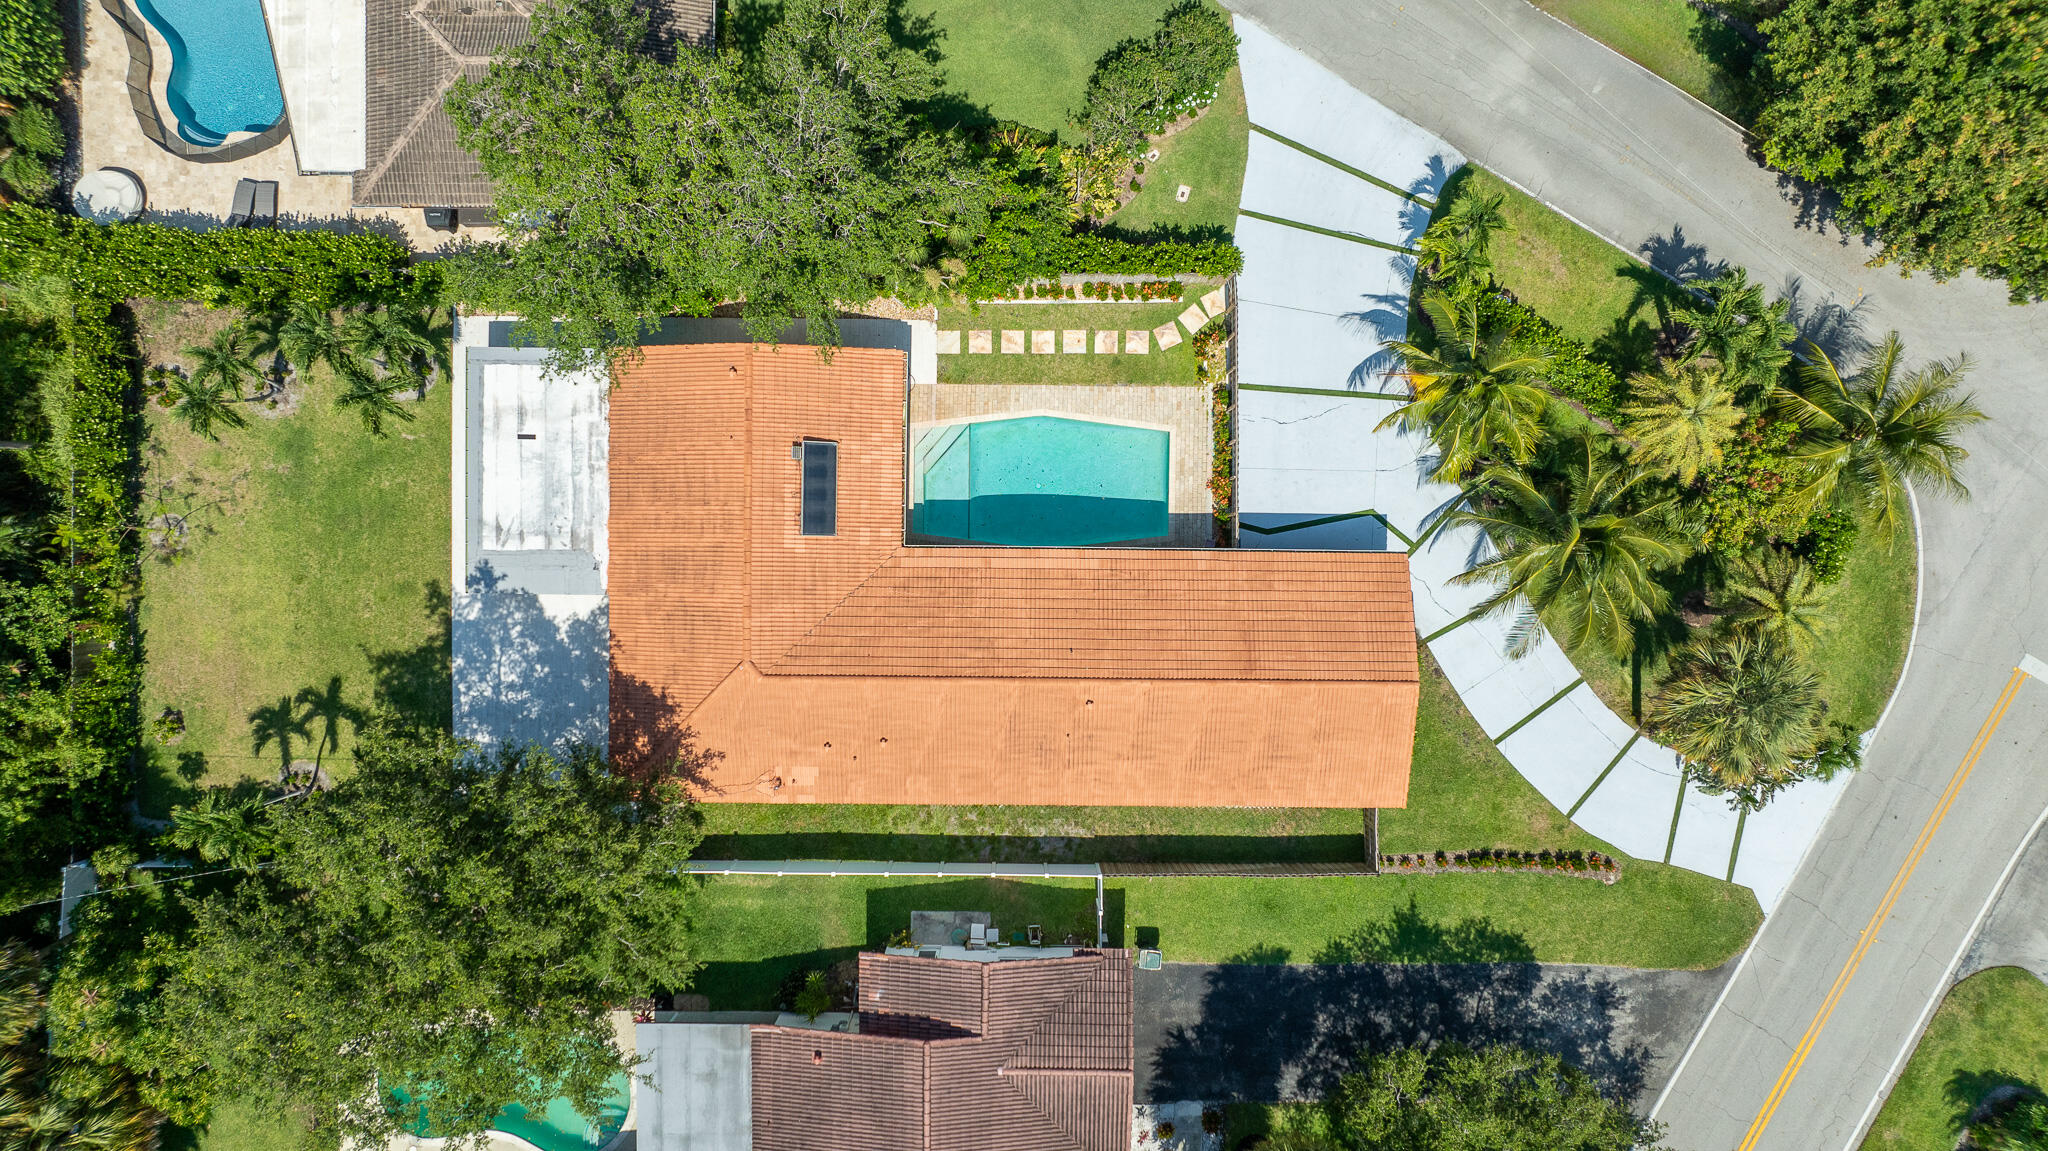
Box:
[761,545,909,671]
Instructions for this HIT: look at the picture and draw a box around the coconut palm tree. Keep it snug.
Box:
[343,306,442,386]
[265,302,370,383]
[1379,289,1555,482]
[1723,548,1829,653]
[0,944,36,1048]
[1621,357,1744,486]
[1416,190,1508,290]
[1772,332,1986,539]
[1648,632,1823,796]
[1449,436,1691,659]
[165,372,247,440]
[334,373,418,436]
[184,326,265,402]
[1668,267,1797,391]
[164,790,273,872]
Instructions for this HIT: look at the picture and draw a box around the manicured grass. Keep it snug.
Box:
[911,0,1189,133]
[689,864,1760,1007]
[162,1099,304,1151]
[936,300,1200,385]
[1108,65,1248,240]
[1527,0,1765,124]
[1862,968,2048,1151]
[132,301,450,815]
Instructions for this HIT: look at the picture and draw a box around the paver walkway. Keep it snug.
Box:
[1229,17,1847,912]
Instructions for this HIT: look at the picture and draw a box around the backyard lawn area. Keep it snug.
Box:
[936,300,1203,385]
[132,301,450,816]
[1107,65,1249,240]
[1862,968,2048,1151]
[1526,0,1766,124]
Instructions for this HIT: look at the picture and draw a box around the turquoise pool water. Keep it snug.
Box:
[132,0,284,146]
[389,1072,630,1151]
[913,416,1170,545]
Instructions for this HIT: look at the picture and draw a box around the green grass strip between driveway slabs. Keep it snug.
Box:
[1567,732,1641,819]
[1239,509,1415,548]
[1492,677,1586,744]
[1249,123,1438,208]
[1238,209,1419,255]
[1239,383,1409,400]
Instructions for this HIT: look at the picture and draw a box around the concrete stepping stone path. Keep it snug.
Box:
[1153,322,1183,349]
[1001,330,1025,354]
[1031,330,1056,354]
[968,330,992,354]
[1095,330,1120,354]
[1063,330,1087,353]
[1201,287,1227,318]
[1124,330,1150,354]
[937,329,961,355]
[1178,303,1209,336]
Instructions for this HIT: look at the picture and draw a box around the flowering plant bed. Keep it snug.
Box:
[984,279,1189,302]
[1379,849,1621,883]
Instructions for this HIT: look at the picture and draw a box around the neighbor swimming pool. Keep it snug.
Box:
[912,415,1171,546]
[131,0,284,146]
[389,1072,630,1151]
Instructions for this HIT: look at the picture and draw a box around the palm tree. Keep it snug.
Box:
[1379,289,1555,482]
[1668,267,1797,391]
[1448,436,1690,659]
[0,943,37,1048]
[164,790,273,872]
[248,695,310,775]
[266,302,370,383]
[1772,332,1986,539]
[166,372,247,440]
[334,373,418,436]
[1648,632,1823,796]
[1620,357,1744,485]
[1722,548,1829,653]
[343,306,441,385]
[185,326,265,402]
[295,675,363,767]
[1415,190,1508,289]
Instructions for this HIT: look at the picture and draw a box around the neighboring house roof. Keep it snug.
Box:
[356,0,714,207]
[750,951,1134,1151]
[607,342,1420,809]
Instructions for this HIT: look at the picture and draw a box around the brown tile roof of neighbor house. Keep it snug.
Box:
[356,0,715,207]
[608,343,1420,809]
[750,951,1134,1151]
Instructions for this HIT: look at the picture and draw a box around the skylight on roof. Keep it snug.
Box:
[800,439,837,536]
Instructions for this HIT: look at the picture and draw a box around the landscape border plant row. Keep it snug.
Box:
[960,228,1243,301]
[0,206,430,876]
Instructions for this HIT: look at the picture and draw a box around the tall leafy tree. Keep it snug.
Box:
[1757,0,2048,302]
[1621,357,1744,485]
[2,937,161,1151]
[342,307,443,386]
[162,724,702,1149]
[448,0,991,366]
[1772,332,1987,538]
[1667,268,1796,392]
[1319,1042,1657,1151]
[1380,290,1555,482]
[1450,437,1689,659]
[1649,632,1825,799]
[163,790,275,872]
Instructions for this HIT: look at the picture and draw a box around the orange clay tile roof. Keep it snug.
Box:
[608,343,1419,809]
[750,951,1133,1151]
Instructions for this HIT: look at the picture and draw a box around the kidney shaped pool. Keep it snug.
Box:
[131,0,284,146]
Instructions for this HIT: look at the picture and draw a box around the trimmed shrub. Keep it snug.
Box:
[6,101,60,159]
[1078,1,1237,154]
[0,0,62,102]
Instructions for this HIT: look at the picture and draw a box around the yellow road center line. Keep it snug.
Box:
[1736,667,2028,1151]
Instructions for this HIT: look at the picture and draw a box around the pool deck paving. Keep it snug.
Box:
[1228,16,1848,913]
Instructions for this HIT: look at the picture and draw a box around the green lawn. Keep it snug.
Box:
[1526,0,1766,124]
[132,301,450,816]
[911,0,1193,133]
[1108,65,1249,240]
[162,1099,303,1151]
[691,863,1759,1008]
[1863,968,2048,1151]
[937,300,1201,385]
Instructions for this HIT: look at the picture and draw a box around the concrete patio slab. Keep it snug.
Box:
[937,329,961,354]
[1063,329,1087,353]
[1571,748,1686,863]
[1240,131,1422,245]
[259,0,367,173]
[1235,17,1464,200]
[1498,683,1638,813]
[1729,772,1853,911]
[1001,330,1025,354]
[968,330,992,354]
[1667,783,1743,878]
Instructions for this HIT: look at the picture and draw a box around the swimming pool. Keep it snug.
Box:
[389,1072,631,1151]
[131,0,284,146]
[912,415,1171,546]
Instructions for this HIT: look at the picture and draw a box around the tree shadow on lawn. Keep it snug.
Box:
[1139,899,1659,1107]
[1946,1070,2047,1139]
[689,878,1121,1009]
[367,579,453,732]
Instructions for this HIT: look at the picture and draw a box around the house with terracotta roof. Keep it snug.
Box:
[452,318,1420,810]
[636,947,1134,1151]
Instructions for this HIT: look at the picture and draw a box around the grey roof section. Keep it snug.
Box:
[464,347,608,596]
[355,0,715,207]
[637,1023,754,1151]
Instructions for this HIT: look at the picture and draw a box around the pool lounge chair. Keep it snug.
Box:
[226,179,256,227]
[250,181,277,228]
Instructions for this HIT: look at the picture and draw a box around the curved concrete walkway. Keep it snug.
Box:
[1228,18,1846,912]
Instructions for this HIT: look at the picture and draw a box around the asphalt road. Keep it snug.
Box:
[1959,819,2048,988]
[1135,960,1731,1109]
[1219,2,2048,1148]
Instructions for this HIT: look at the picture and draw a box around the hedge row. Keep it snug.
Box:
[1477,292,1622,418]
[960,213,1242,299]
